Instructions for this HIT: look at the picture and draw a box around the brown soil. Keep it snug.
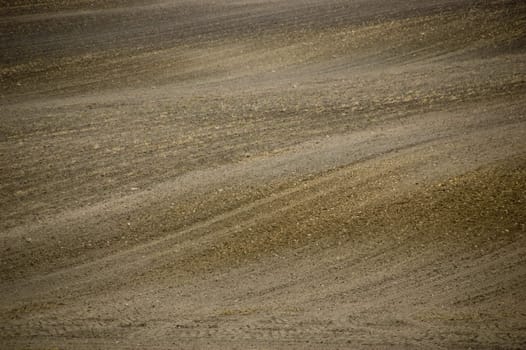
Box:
[1,0,526,349]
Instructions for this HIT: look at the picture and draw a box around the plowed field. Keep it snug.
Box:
[1,0,526,348]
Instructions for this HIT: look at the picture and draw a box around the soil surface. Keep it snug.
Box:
[1,0,526,349]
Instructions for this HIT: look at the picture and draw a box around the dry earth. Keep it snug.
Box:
[1,0,526,349]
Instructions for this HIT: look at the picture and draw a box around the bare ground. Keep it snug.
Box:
[1,0,526,349]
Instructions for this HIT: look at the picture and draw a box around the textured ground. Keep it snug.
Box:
[1,0,526,349]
